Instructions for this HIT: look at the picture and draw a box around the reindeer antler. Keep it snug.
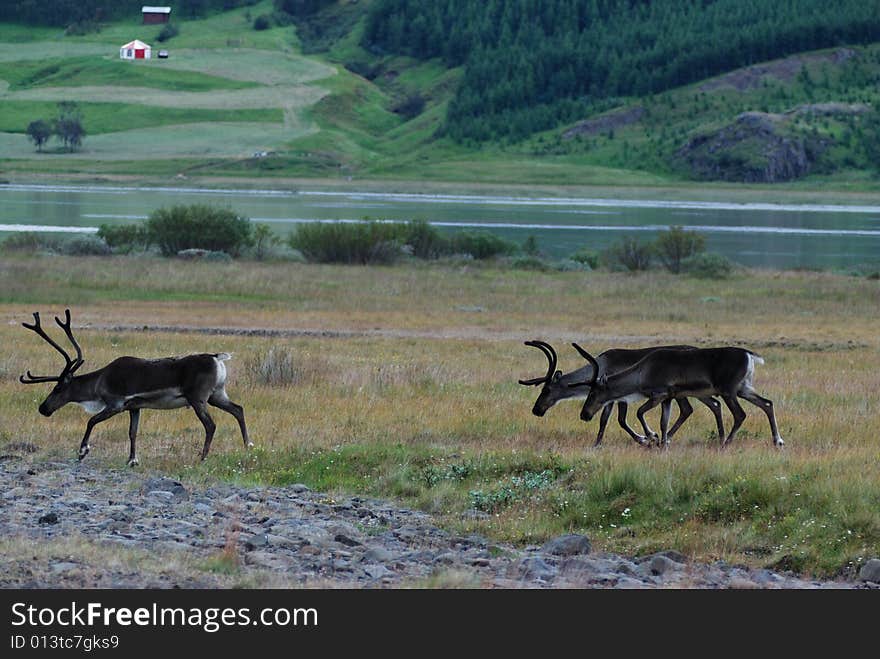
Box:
[518,340,558,386]
[20,309,84,384]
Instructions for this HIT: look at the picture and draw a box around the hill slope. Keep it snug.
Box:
[0,1,878,189]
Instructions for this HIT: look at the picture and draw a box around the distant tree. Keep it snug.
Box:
[156,23,179,42]
[253,14,272,30]
[523,235,540,256]
[655,226,706,273]
[606,237,654,272]
[54,102,86,152]
[26,119,53,152]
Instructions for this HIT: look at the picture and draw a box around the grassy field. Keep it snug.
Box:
[1,254,878,578]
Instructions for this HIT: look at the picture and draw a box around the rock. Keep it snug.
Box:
[515,556,557,582]
[433,553,457,565]
[38,512,59,525]
[541,534,591,556]
[290,483,310,494]
[859,558,880,583]
[141,478,188,503]
[364,564,392,580]
[361,547,394,563]
[241,533,269,551]
[50,562,79,573]
[649,554,683,576]
[334,533,362,548]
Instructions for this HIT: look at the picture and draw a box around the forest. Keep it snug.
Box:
[362,0,880,141]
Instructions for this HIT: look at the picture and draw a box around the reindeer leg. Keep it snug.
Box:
[127,409,140,467]
[698,396,725,444]
[659,398,672,449]
[616,402,649,446]
[666,397,693,438]
[720,394,747,448]
[636,398,663,446]
[78,406,121,460]
[739,390,784,447]
[189,399,216,461]
[208,390,252,449]
[593,403,614,447]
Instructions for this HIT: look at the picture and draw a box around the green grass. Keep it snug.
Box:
[0,56,259,92]
[1,100,280,135]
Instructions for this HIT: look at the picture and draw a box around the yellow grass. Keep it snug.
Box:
[1,255,878,575]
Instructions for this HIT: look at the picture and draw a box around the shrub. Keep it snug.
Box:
[655,226,707,273]
[449,230,518,259]
[253,14,272,30]
[392,93,426,120]
[522,235,540,256]
[57,235,110,256]
[683,252,736,279]
[97,223,150,253]
[146,205,253,257]
[156,23,179,42]
[290,220,405,264]
[1,232,64,252]
[509,256,551,271]
[569,247,600,269]
[605,236,654,271]
[402,219,448,259]
[251,223,280,260]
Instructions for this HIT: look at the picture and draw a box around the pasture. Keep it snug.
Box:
[1,255,878,578]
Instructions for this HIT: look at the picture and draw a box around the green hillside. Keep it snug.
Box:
[0,0,878,189]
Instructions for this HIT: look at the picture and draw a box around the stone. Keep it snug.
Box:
[38,512,59,525]
[361,547,394,563]
[541,534,591,556]
[649,554,683,576]
[334,533,362,547]
[241,533,269,551]
[290,484,310,494]
[516,556,557,581]
[858,558,880,583]
[364,564,392,580]
[141,478,188,503]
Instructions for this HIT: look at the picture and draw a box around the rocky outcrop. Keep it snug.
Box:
[563,106,645,140]
[675,111,829,183]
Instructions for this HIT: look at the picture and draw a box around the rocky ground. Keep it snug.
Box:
[1,450,877,589]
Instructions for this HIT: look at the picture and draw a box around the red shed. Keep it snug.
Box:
[142,6,171,24]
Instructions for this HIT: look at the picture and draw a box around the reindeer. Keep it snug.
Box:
[518,340,724,446]
[570,346,783,448]
[19,310,252,465]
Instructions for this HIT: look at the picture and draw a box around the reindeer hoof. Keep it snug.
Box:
[127,457,139,467]
[78,445,90,460]
[246,441,254,449]
[774,437,785,448]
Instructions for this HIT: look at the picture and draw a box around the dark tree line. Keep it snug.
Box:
[0,0,259,26]
[362,0,880,142]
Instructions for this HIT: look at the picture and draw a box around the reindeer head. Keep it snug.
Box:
[518,340,594,416]
[20,310,85,416]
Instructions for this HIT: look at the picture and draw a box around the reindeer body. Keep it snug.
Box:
[21,310,251,465]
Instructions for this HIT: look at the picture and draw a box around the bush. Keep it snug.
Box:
[156,23,179,42]
[392,93,426,119]
[509,256,551,271]
[252,14,272,30]
[1,232,64,252]
[402,219,448,259]
[146,205,253,257]
[449,230,518,260]
[250,223,280,260]
[605,237,654,271]
[655,226,707,273]
[97,223,150,253]
[569,247,600,269]
[57,235,110,256]
[290,220,405,264]
[683,252,736,279]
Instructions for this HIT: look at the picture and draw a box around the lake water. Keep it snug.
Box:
[1,183,879,269]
